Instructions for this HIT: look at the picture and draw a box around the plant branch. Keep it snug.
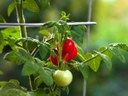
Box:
[82,47,108,64]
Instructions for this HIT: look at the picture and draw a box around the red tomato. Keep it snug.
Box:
[62,38,75,55]
[68,46,77,60]
[50,38,78,65]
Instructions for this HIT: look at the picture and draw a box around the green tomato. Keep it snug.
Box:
[53,70,73,87]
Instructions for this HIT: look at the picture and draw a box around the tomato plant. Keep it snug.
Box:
[0,0,128,96]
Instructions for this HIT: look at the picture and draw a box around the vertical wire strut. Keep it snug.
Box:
[83,0,93,96]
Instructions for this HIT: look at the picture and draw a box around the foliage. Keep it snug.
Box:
[0,0,128,96]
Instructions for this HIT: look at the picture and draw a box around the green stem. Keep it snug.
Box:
[15,0,34,91]
[15,0,27,48]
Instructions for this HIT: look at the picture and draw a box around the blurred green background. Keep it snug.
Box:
[0,0,128,96]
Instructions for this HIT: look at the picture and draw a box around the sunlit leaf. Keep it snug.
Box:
[23,0,39,12]
[0,27,21,53]
[85,53,102,72]
[8,1,15,16]
[99,47,113,59]
[39,30,50,37]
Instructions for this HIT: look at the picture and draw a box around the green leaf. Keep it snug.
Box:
[109,47,126,63]
[96,51,112,71]
[34,76,43,89]
[22,62,39,76]
[9,79,20,87]
[15,37,39,52]
[0,27,21,53]
[4,47,33,65]
[40,0,50,9]
[4,51,24,65]
[0,81,7,87]
[85,53,102,72]
[99,47,113,59]
[28,88,49,96]
[8,1,15,16]
[79,64,88,80]
[39,44,50,60]
[39,30,50,37]
[23,0,39,12]
[38,67,53,86]
[71,26,86,44]
[109,43,128,51]
[1,27,20,39]
[0,82,27,96]
[0,32,7,53]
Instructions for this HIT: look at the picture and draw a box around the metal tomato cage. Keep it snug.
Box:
[0,0,95,96]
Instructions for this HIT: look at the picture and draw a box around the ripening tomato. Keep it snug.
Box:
[53,70,73,87]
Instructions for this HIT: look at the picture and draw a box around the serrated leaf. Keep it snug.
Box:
[109,47,126,63]
[39,44,50,60]
[85,53,102,72]
[79,64,88,80]
[38,68,53,86]
[8,1,15,16]
[22,62,39,76]
[23,0,39,12]
[96,51,112,71]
